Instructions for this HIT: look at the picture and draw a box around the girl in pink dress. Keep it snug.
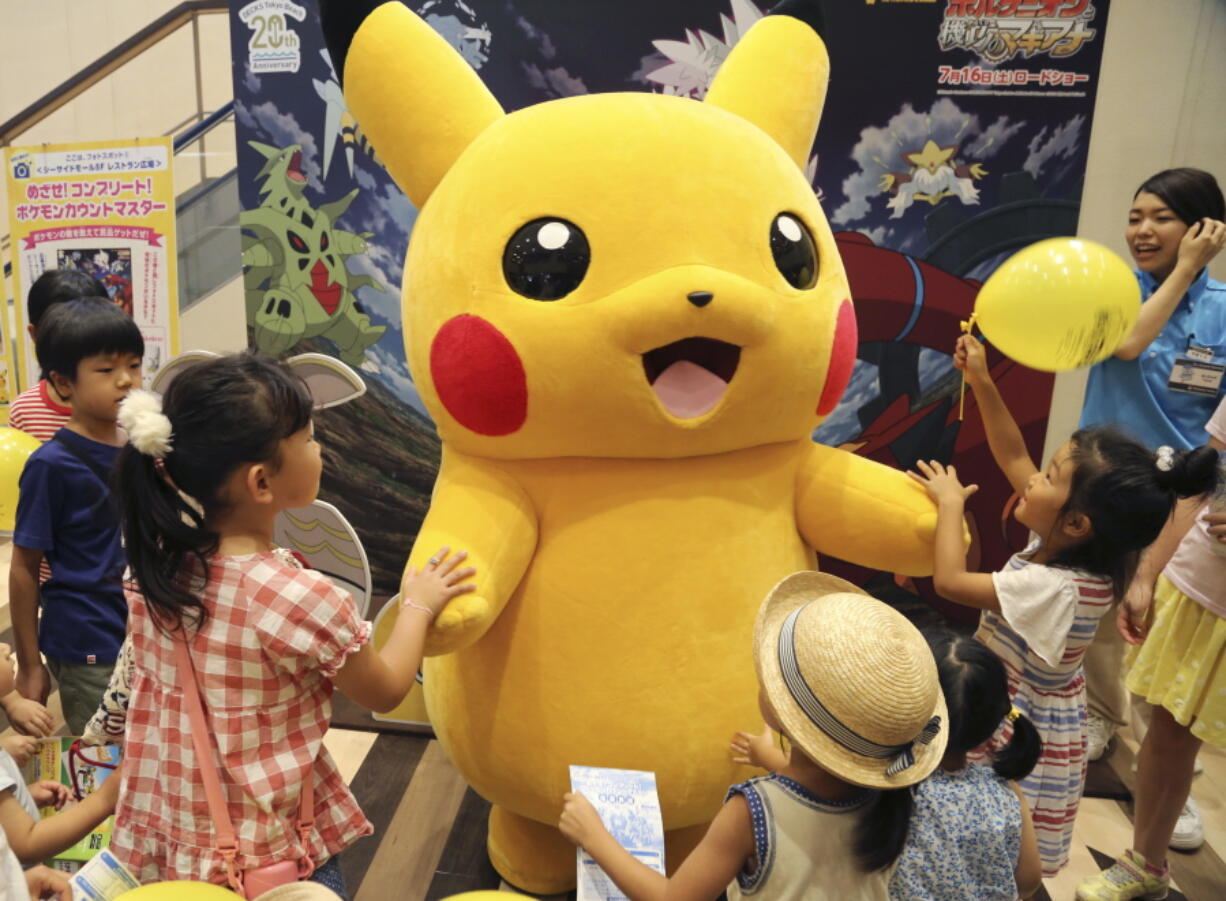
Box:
[104,353,475,895]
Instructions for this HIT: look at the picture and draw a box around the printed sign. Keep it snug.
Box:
[4,137,179,390]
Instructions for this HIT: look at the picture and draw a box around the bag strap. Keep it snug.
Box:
[172,634,315,892]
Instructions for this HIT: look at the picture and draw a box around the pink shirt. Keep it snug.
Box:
[1163,396,1226,618]
[7,380,71,443]
[110,550,373,883]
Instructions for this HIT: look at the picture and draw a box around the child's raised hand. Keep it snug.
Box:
[731,724,788,771]
[908,460,978,505]
[953,335,990,385]
[28,780,71,810]
[559,791,608,849]
[2,694,55,737]
[400,547,477,620]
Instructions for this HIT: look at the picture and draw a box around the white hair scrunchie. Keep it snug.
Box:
[119,389,174,458]
[1154,445,1175,473]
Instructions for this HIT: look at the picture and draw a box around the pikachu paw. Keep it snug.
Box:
[425,595,493,655]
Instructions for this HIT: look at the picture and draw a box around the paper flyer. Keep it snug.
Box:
[569,765,665,901]
[68,849,140,900]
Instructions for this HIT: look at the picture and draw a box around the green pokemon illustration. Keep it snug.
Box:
[240,142,386,365]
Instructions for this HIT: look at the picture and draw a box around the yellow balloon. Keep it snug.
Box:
[441,894,529,900]
[117,882,238,900]
[973,238,1140,372]
[0,427,41,533]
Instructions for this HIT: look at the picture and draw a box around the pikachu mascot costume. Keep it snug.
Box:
[322,1,948,891]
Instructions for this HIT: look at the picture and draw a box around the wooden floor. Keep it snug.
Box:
[2,541,1224,899]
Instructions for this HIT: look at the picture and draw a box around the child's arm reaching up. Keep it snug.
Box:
[730,725,789,772]
[909,460,1002,611]
[332,547,475,713]
[560,791,753,901]
[0,768,119,866]
[955,336,1038,496]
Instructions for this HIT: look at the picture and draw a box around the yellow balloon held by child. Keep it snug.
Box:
[971,238,1140,372]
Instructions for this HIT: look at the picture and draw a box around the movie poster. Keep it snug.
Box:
[228,0,1112,626]
[4,137,180,390]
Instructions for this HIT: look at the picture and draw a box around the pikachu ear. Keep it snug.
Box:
[705,1,830,171]
[320,1,504,207]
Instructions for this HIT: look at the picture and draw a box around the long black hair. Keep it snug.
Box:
[117,353,313,631]
[1135,167,1225,226]
[853,788,913,872]
[927,630,1041,781]
[1049,427,1219,598]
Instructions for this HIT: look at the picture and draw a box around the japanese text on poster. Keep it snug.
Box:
[4,138,179,392]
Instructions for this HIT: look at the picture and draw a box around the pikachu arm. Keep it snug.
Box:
[795,443,964,578]
[415,450,538,656]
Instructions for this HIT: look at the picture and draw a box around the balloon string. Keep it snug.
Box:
[958,313,978,422]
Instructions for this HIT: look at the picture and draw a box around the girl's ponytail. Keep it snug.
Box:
[853,786,913,872]
[992,711,1041,782]
[1053,429,1220,598]
[115,444,215,631]
[925,630,1044,782]
[1155,445,1220,498]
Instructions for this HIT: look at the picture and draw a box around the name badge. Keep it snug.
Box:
[1186,343,1215,363]
[1168,356,1225,396]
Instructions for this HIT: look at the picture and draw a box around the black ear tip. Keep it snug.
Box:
[318,0,388,86]
[768,0,826,38]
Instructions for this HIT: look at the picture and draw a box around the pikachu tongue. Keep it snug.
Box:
[651,360,729,419]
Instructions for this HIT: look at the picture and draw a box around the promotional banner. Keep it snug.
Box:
[229,0,1112,624]
[4,137,180,390]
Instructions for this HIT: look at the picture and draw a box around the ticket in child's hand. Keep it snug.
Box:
[69,849,140,900]
[569,765,666,901]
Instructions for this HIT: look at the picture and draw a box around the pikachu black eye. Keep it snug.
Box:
[503,218,590,301]
[770,213,818,290]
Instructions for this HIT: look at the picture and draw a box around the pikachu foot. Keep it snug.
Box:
[487,804,576,896]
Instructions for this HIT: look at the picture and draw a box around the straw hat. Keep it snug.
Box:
[753,571,947,789]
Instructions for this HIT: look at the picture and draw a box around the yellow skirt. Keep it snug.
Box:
[1127,575,1226,748]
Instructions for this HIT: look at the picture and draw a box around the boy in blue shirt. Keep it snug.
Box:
[9,298,144,736]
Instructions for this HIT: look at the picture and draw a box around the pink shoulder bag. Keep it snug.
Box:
[173,635,316,898]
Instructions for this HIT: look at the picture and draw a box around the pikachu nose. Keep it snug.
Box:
[687,291,714,308]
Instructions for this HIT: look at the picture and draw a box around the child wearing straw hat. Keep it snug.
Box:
[559,572,946,901]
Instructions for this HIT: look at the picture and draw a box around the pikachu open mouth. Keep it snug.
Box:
[642,337,741,419]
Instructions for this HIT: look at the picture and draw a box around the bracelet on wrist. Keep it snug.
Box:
[401,597,435,618]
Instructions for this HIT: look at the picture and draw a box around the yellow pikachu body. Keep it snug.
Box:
[329,3,945,891]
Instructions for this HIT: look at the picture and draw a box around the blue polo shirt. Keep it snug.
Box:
[1080,267,1226,449]
[12,428,127,664]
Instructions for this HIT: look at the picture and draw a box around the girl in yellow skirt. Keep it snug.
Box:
[1077,395,1226,901]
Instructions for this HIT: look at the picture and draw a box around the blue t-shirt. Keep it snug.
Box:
[13,428,127,664]
[1080,267,1226,449]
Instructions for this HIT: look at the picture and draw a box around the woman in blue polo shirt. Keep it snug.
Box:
[1078,167,1225,854]
[1081,168,1226,448]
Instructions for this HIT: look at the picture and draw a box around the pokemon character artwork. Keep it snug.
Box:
[321,0,952,892]
[239,141,386,366]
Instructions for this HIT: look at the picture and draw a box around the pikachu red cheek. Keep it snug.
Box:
[430,314,528,436]
[816,300,857,418]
